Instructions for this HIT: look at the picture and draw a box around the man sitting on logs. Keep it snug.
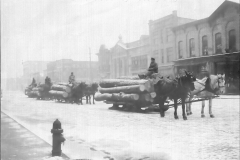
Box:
[69,72,75,84]
[45,76,51,85]
[31,78,37,87]
[138,57,158,79]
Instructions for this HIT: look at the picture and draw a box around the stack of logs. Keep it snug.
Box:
[49,83,72,99]
[95,78,156,107]
[28,87,40,97]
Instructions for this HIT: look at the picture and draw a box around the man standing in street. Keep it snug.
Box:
[69,72,75,84]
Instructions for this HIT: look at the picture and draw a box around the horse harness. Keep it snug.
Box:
[194,76,224,95]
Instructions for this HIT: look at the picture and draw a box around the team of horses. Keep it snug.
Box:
[153,71,225,120]
[26,70,226,120]
[26,81,98,105]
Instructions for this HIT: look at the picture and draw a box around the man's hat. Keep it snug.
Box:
[151,57,155,60]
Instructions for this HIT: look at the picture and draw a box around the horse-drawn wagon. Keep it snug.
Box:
[95,72,225,120]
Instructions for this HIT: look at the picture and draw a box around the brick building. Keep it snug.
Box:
[149,11,195,77]
[172,1,240,93]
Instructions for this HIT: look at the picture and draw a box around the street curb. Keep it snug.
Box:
[1,111,70,160]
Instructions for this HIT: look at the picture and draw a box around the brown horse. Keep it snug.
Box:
[85,82,99,104]
[153,71,196,120]
[71,82,88,105]
[186,74,225,118]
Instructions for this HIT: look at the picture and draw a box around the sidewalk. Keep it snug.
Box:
[1,112,69,160]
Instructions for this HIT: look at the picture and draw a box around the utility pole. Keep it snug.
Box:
[89,47,92,82]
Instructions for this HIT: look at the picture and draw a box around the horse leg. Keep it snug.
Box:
[159,98,165,117]
[201,100,206,118]
[93,94,95,104]
[174,98,179,119]
[209,98,214,118]
[89,95,91,105]
[182,98,187,120]
[186,97,191,115]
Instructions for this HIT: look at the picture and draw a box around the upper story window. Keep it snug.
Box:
[229,29,236,52]
[202,35,208,56]
[161,49,164,64]
[167,47,173,62]
[153,50,159,64]
[189,38,195,57]
[178,41,183,59]
[215,32,222,54]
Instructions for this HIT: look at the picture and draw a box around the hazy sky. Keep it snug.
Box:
[2,0,238,78]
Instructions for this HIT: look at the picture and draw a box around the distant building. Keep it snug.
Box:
[149,10,195,77]
[47,59,99,83]
[22,61,50,85]
[172,0,240,93]
[97,35,150,78]
[97,45,111,79]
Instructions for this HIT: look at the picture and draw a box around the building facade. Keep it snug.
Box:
[149,10,195,77]
[172,1,240,93]
[47,59,99,83]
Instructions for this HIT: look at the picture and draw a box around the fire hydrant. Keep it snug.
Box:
[51,119,66,157]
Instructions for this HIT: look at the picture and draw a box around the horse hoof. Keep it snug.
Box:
[183,116,187,120]
[174,116,179,119]
[190,112,193,115]
[210,115,215,118]
[187,113,190,116]
[201,115,205,118]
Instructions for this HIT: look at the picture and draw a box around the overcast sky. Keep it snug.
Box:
[1,0,238,78]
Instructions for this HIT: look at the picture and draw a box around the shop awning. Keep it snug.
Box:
[173,52,240,66]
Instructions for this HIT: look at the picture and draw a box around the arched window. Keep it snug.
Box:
[178,41,183,59]
[202,35,208,55]
[215,32,222,54]
[189,38,195,57]
[229,29,236,52]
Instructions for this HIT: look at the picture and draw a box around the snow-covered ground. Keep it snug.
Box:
[1,91,239,160]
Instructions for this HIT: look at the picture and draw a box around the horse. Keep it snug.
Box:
[37,81,53,100]
[70,82,87,105]
[153,71,196,120]
[85,82,99,104]
[186,74,225,118]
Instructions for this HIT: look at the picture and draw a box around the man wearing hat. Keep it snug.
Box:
[146,57,158,78]
[69,72,75,84]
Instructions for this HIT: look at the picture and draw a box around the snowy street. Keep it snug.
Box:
[1,91,239,160]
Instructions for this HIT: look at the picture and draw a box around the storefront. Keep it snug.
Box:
[174,52,240,94]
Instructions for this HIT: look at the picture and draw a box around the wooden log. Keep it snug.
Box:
[99,79,150,88]
[95,93,139,102]
[99,85,146,94]
[51,84,71,93]
[95,93,112,101]
[117,76,140,80]
[32,87,39,91]
[150,92,156,98]
[49,90,68,98]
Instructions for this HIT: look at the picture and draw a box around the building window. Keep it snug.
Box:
[229,29,236,52]
[215,32,222,54]
[189,38,195,57]
[202,35,208,56]
[153,50,159,64]
[160,29,163,43]
[167,47,173,62]
[178,41,183,59]
[161,49,164,64]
